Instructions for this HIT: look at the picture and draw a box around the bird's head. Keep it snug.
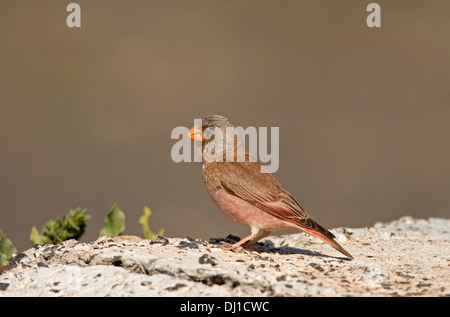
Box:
[189,115,249,163]
[188,115,233,145]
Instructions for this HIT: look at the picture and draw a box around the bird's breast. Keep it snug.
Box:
[205,183,299,232]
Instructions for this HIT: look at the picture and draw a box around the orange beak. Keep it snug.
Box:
[188,126,203,141]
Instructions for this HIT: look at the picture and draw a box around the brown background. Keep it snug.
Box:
[1,1,449,252]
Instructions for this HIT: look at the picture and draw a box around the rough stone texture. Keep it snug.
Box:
[0,217,449,297]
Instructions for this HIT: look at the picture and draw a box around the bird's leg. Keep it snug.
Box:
[230,233,258,251]
[244,230,271,249]
[230,227,260,251]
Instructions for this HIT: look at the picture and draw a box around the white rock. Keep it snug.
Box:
[0,217,449,296]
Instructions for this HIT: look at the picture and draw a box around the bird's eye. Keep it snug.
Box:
[209,126,216,130]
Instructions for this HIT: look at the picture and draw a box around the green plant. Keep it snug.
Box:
[30,208,91,245]
[0,230,17,265]
[138,206,164,240]
[23,203,164,249]
[99,203,125,237]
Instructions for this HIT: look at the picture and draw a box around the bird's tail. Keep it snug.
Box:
[300,223,354,259]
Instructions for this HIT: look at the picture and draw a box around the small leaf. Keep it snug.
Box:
[138,206,164,240]
[30,227,44,245]
[99,203,125,237]
[0,230,17,266]
[32,208,90,245]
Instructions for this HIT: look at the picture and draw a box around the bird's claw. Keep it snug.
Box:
[209,241,250,253]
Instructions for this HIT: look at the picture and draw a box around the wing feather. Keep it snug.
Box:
[217,161,333,237]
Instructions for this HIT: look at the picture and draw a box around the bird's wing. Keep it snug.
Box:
[216,161,333,237]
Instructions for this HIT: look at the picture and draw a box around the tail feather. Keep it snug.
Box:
[300,225,353,259]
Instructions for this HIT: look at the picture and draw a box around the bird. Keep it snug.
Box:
[188,114,353,259]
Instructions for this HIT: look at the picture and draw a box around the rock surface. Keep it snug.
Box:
[0,216,449,296]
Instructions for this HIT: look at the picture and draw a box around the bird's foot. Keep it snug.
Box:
[230,242,263,253]
[229,245,249,253]
[209,242,249,253]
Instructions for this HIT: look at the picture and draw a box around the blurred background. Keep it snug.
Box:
[1,1,449,252]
